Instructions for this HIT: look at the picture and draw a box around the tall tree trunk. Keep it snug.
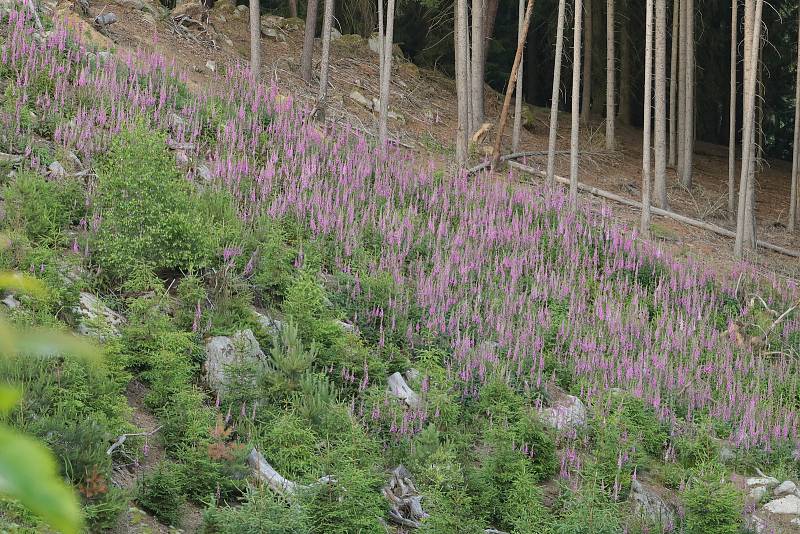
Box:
[642,0,654,236]
[668,0,678,166]
[681,0,694,187]
[483,0,500,57]
[791,6,800,233]
[466,18,473,132]
[677,0,686,178]
[734,0,763,258]
[570,0,584,209]
[546,0,567,186]
[471,0,485,130]
[618,0,631,125]
[288,0,297,18]
[316,0,334,120]
[455,0,469,167]
[512,0,525,152]
[727,0,738,221]
[490,0,536,170]
[580,0,592,124]
[378,0,396,148]
[654,0,667,208]
[301,0,320,83]
[605,0,615,149]
[250,0,261,79]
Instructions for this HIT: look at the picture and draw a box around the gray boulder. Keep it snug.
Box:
[630,479,676,531]
[204,329,265,393]
[537,385,587,431]
[773,481,798,498]
[763,494,800,515]
[74,292,125,339]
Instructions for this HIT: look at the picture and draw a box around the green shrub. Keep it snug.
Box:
[3,171,84,242]
[92,126,214,280]
[682,468,743,534]
[249,216,294,302]
[501,467,552,534]
[282,272,335,342]
[551,477,622,534]
[180,444,248,503]
[202,488,310,533]
[263,322,317,402]
[257,413,320,481]
[136,461,186,527]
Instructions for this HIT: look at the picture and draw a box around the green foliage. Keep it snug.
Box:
[3,171,84,243]
[417,444,482,533]
[257,413,320,481]
[136,460,186,527]
[502,468,552,534]
[93,126,214,280]
[682,468,743,534]
[202,488,310,533]
[551,477,622,534]
[281,272,334,342]
[180,444,248,503]
[263,321,317,401]
[249,216,295,301]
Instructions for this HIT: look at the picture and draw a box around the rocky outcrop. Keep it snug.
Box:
[204,329,265,393]
[537,385,587,431]
[629,479,676,531]
[74,292,125,339]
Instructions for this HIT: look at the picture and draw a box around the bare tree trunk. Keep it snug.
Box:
[512,0,525,152]
[466,18,473,132]
[570,0,584,209]
[681,0,694,188]
[301,0,320,83]
[677,0,686,177]
[250,0,261,79]
[618,0,631,125]
[378,0,396,148]
[668,0,678,166]
[641,0,655,236]
[605,0,615,149]
[727,0,738,222]
[316,0,334,120]
[580,0,592,125]
[288,0,297,18]
[734,0,763,258]
[654,0,667,209]
[791,6,800,233]
[483,0,500,57]
[471,0,485,129]
[455,0,470,167]
[546,0,567,186]
[489,0,536,170]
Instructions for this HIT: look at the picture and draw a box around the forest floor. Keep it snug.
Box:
[55,0,800,279]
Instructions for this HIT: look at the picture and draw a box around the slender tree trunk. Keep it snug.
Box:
[570,0,584,209]
[466,18,473,132]
[734,0,763,258]
[654,0,667,208]
[301,0,320,83]
[681,0,694,188]
[668,0,678,166]
[605,0,615,149]
[546,0,567,186]
[288,0,297,18]
[455,0,469,167]
[727,0,738,221]
[677,0,686,177]
[316,0,334,119]
[512,0,525,152]
[580,0,592,124]
[618,0,631,125]
[642,0,654,236]
[489,0,536,170]
[378,0,396,148]
[471,0,485,130]
[483,0,500,57]
[250,0,261,79]
[791,6,800,232]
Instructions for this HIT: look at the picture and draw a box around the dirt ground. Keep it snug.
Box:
[55,0,800,283]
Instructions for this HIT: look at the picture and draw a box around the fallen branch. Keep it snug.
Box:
[509,161,800,259]
[247,448,335,495]
[467,149,612,175]
[106,425,163,456]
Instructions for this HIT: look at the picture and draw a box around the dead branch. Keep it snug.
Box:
[247,448,335,495]
[107,425,163,456]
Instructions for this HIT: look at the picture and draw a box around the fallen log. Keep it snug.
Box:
[508,161,800,259]
[247,448,335,495]
[387,372,420,408]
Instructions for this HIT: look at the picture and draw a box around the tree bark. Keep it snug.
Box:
[471,0,485,130]
[316,0,334,120]
[618,0,631,125]
[734,0,763,258]
[288,0,297,18]
[727,0,738,221]
[546,0,567,186]
[677,0,686,177]
[791,6,800,232]
[654,0,667,209]
[512,0,525,152]
[642,0,654,236]
[483,0,500,57]
[250,0,261,80]
[455,0,470,167]
[489,0,536,170]
[378,0,396,149]
[668,0,678,166]
[580,0,592,125]
[681,0,694,188]
[570,0,584,209]
[605,0,615,149]
[301,0,320,83]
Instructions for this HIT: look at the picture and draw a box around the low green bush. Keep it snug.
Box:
[3,171,84,243]
[682,468,743,534]
[136,460,186,527]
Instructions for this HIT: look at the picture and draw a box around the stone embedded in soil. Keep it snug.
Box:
[747,477,780,489]
[773,480,798,498]
[204,329,265,393]
[763,494,800,515]
[750,486,768,502]
[537,386,587,431]
[74,292,125,339]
